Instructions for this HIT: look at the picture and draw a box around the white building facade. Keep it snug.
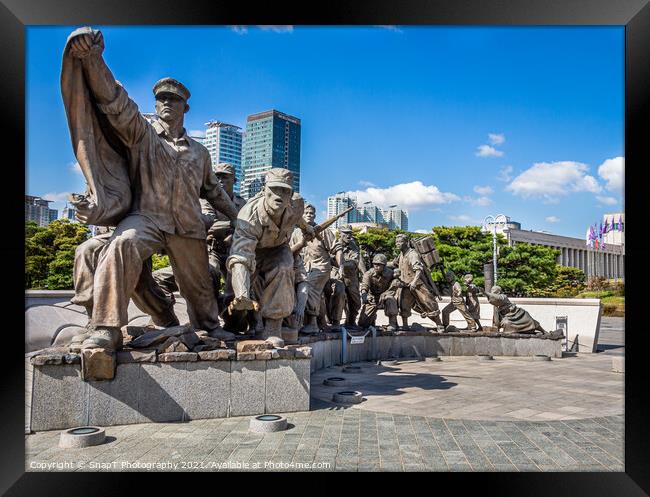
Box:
[326,193,408,231]
[489,215,625,281]
[203,121,243,195]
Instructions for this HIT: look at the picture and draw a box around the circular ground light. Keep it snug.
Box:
[249,415,288,433]
[59,426,106,448]
[533,354,551,361]
[333,391,363,404]
[342,366,363,374]
[477,354,494,361]
[323,377,349,387]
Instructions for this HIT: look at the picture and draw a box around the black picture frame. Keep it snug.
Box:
[2,0,648,493]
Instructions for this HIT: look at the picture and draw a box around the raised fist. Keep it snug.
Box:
[69,30,104,59]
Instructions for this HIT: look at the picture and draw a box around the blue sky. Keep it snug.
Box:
[26,25,624,237]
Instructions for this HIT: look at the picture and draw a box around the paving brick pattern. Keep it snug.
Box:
[313,352,623,421]
[25,410,623,472]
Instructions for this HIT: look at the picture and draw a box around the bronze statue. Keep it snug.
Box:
[440,270,479,331]
[289,204,338,334]
[463,273,483,331]
[226,168,314,347]
[331,225,365,328]
[483,286,547,334]
[358,254,399,332]
[393,233,444,331]
[63,27,238,350]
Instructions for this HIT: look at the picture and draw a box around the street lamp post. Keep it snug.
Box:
[482,214,508,286]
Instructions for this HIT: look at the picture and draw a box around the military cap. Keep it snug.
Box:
[372,254,388,265]
[214,163,235,176]
[152,77,191,101]
[340,225,353,234]
[265,168,293,189]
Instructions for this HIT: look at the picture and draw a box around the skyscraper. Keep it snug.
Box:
[327,193,357,228]
[241,110,301,199]
[61,203,77,222]
[203,121,243,194]
[25,195,58,227]
[326,194,409,231]
[383,205,409,231]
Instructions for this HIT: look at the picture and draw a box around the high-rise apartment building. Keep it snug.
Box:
[61,203,77,222]
[241,110,301,199]
[25,195,58,227]
[326,193,409,231]
[383,205,409,231]
[203,121,243,194]
[327,193,357,228]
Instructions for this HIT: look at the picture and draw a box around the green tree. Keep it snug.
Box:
[25,219,90,289]
[430,226,503,290]
[497,243,565,297]
[151,254,170,271]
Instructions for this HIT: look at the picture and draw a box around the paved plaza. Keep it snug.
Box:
[25,318,624,472]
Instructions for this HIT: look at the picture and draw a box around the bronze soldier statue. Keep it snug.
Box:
[394,233,444,331]
[226,168,314,347]
[483,286,547,334]
[463,273,483,331]
[440,270,480,331]
[289,204,338,334]
[331,225,365,328]
[358,254,400,332]
[63,27,238,350]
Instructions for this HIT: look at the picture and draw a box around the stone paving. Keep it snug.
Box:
[25,410,623,472]
[25,318,624,472]
[311,353,623,421]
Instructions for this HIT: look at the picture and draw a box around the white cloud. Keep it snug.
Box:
[497,165,513,182]
[258,25,294,33]
[596,196,618,206]
[505,161,602,202]
[473,185,494,195]
[473,196,493,206]
[475,145,504,158]
[447,214,480,225]
[230,25,294,35]
[488,133,505,145]
[545,216,560,223]
[414,229,430,234]
[40,191,76,214]
[597,156,624,192]
[229,25,248,34]
[345,181,460,210]
[374,25,403,33]
[189,129,206,138]
[463,195,492,206]
[358,180,376,187]
[41,191,73,203]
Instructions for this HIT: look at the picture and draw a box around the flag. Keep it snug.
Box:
[599,222,603,236]
[619,216,624,232]
[604,219,609,233]
[585,227,591,246]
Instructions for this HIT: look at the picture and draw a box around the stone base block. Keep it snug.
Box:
[28,357,310,432]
